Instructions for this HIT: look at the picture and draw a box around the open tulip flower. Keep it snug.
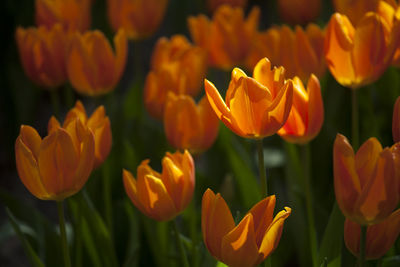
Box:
[67,29,127,96]
[278,74,324,144]
[150,35,207,97]
[202,189,291,267]
[15,117,95,201]
[123,150,195,221]
[324,10,400,89]
[277,0,321,25]
[107,0,169,40]
[35,0,92,32]
[344,209,400,260]
[164,93,219,153]
[59,100,112,169]
[188,5,260,70]
[16,24,70,89]
[333,134,398,225]
[205,57,293,139]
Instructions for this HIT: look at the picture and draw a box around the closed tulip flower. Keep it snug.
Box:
[188,5,260,69]
[35,0,91,32]
[278,0,321,25]
[205,57,293,139]
[333,134,398,225]
[324,11,400,89]
[202,189,291,267]
[16,24,70,89]
[344,209,400,259]
[278,74,324,144]
[61,101,112,169]
[107,0,168,40]
[123,150,195,221]
[15,118,95,201]
[151,35,208,97]
[67,29,127,96]
[164,93,219,153]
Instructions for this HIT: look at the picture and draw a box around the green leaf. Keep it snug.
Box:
[122,200,140,267]
[381,256,400,267]
[216,261,228,267]
[68,192,119,267]
[6,208,45,267]
[318,203,344,267]
[218,127,261,209]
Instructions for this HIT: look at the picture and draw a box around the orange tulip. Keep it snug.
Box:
[123,150,195,221]
[332,0,397,24]
[35,0,91,32]
[202,189,291,267]
[204,57,293,139]
[333,134,398,225]
[164,93,219,153]
[207,0,248,13]
[151,35,208,97]
[392,96,400,143]
[16,24,70,89]
[61,100,112,169]
[144,67,187,120]
[107,0,168,40]
[344,209,400,259]
[277,0,321,25]
[188,5,260,69]
[247,24,326,82]
[15,118,95,201]
[324,11,400,89]
[278,74,324,144]
[67,29,127,96]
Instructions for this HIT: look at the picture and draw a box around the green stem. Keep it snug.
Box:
[257,139,267,197]
[171,219,190,267]
[102,162,113,237]
[352,89,359,150]
[264,257,272,267]
[302,144,318,267]
[358,226,367,267]
[50,89,60,120]
[57,201,71,267]
[63,84,75,109]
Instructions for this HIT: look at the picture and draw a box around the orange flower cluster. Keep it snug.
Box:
[107,0,169,40]
[325,2,400,89]
[189,5,326,81]
[247,24,326,82]
[123,150,195,221]
[16,0,128,95]
[202,189,291,267]
[15,101,112,201]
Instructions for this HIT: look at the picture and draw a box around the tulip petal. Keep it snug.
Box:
[113,29,128,86]
[221,214,259,267]
[161,156,185,210]
[38,128,79,198]
[354,137,382,188]
[123,169,148,216]
[257,207,291,264]
[19,125,42,160]
[202,189,235,260]
[305,74,324,140]
[333,134,361,219]
[136,173,177,221]
[248,195,276,247]
[72,128,95,191]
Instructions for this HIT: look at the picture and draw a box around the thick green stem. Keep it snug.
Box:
[302,144,318,267]
[171,219,190,267]
[352,89,359,150]
[358,226,367,267]
[257,139,267,197]
[102,162,113,237]
[57,201,71,267]
[50,89,60,120]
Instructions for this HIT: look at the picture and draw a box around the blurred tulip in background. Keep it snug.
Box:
[277,0,321,25]
[107,0,169,40]
[16,24,70,89]
[67,29,128,96]
[164,93,219,153]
